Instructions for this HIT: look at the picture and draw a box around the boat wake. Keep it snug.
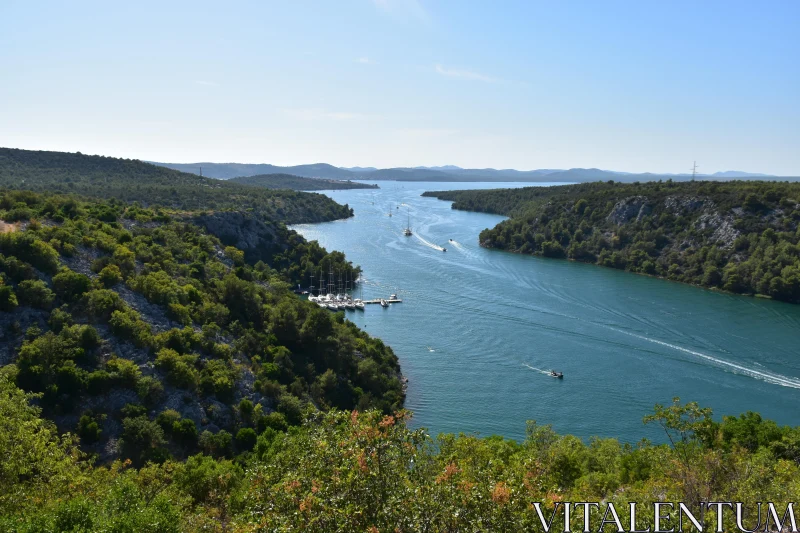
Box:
[616,330,800,389]
[522,363,552,376]
[414,234,446,252]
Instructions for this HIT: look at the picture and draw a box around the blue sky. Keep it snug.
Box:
[1,0,798,174]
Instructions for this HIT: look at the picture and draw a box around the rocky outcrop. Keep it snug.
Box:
[606,196,652,225]
[695,212,740,248]
[193,211,287,263]
[664,195,708,215]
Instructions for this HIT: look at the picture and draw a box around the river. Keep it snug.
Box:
[291,181,800,442]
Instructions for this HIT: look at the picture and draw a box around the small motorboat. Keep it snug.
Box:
[549,370,564,379]
[389,293,397,300]
[442,247,447,252]
[449,239,453,242]
[380,299,389,308]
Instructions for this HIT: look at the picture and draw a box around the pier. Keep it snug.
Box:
[364,298,403,304]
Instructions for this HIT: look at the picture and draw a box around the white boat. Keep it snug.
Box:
[354,299,365,311]
[327,302,340,311]
[389,293,397,300]
[344,300,356,310]
[380,299,389,308]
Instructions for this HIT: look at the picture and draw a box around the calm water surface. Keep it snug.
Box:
[292,181,800,442]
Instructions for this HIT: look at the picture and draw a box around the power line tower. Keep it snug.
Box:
[690,161,698,181]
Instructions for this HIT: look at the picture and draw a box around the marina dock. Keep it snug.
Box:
[364,298,403,304]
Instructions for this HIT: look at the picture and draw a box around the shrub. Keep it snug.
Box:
[106,357,141,388]
[85,289,124,320]
[98,264,123,287]
[48,306,73,332]
[119,416,167,466]
[235,427,257,451]
[155,349,199,390]
[198,430,232,458]
[0,285,17,311]
[175,454,242,504]
[137,376,164,406]
[52,269,92,302]
[109,308,152,346]
[77,413,102,444]
[172,418,198,448]
[16,279,55,309]
[257,411,289,433]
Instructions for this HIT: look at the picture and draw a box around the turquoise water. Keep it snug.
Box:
[291,182,800,443]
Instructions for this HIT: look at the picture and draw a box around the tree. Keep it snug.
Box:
[0,285,17,311]
[120,416,167,466]
[16,279,55,308]
[0,371,81,516]
[52,268,92,302]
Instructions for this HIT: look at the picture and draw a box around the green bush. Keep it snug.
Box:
[85,289,124,320]
[52,268,92,302]
[198,429,232,458]
[0,285,17,311]
[16,279,55,309]
[77,413,102,444]
[98,264,123,287]
[235,427,257,451]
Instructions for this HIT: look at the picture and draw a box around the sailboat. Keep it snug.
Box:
[403,208,412,236]
[354,278,365,310]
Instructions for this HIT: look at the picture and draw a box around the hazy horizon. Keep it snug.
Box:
[2,1,798,175]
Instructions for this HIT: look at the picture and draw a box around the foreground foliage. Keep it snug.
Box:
[2,379,798,531]
[425,180,800,302]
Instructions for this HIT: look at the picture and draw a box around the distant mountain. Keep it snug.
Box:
[712,171,775,178]
[414,165,464,171]
[152,160,793,183]
[152,161,357,180]
[229,173,378,191]
[363,167,460,181]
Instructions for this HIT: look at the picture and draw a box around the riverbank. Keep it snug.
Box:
[423,180,800,304]
[293,181,800,443]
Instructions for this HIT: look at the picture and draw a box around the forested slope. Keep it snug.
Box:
[424,180,800,302]
[229,173,378,191]
[0,148,352,223]
[0,190,404,469]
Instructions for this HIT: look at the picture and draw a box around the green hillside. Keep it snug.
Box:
[0,148,352,223]
[0,190,403,466]
[424,180,800,302]
[229,173,378,191]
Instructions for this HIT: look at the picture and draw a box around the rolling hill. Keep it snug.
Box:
[229,173,378,191]
[152,159,792,183]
